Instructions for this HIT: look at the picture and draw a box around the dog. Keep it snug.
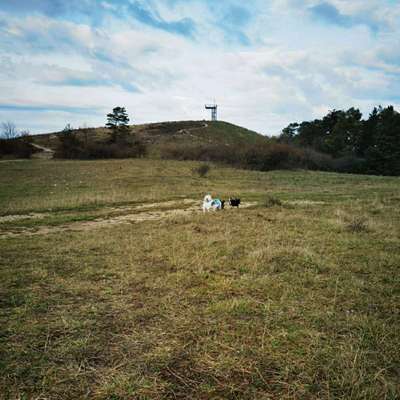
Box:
[203,194,225,212]
[229,197,241,208]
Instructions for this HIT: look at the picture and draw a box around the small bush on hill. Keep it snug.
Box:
[55,127,146,160]
[55,128,84,159]
[84,140,146,159]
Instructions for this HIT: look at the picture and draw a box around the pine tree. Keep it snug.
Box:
[106,107,130,143]
[366,106,400,175]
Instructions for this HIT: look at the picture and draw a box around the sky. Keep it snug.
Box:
[0,0,400,135]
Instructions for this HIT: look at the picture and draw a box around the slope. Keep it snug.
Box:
[31,120,268,155]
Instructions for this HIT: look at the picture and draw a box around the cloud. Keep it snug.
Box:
[309,2,351,26]
[0,0,197,36]
[0,103,101,114]
[0,0,400,134]
[308,1,382,32]
[126,1,196,36]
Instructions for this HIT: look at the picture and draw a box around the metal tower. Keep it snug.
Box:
[205,103,218,121]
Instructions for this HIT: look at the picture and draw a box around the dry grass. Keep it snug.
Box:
[0,159,399,399]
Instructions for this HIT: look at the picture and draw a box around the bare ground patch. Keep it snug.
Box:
[0,200,257,238]
[0,213,50,223]
[286,200,326,206]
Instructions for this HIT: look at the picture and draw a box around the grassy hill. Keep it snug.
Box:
[31,120,268,154]
[1,158,399,399]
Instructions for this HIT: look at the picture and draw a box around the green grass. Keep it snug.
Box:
[0,159,399,399]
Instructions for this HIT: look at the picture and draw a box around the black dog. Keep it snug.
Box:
[221,200,225,209]
[229,197,241,208]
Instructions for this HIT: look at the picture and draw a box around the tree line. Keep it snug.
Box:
[278,105,400,176]
[1,105,399,176]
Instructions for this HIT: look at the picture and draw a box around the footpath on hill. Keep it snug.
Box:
[31,143,55,159]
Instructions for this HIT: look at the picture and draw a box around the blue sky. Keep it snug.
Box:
[0,0,400,134]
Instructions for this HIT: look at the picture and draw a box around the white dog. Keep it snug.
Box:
[202,194,223,212]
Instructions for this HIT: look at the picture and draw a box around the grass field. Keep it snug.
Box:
[1,159,399,399]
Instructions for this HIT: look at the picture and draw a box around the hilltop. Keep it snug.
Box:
[31,120,268,154]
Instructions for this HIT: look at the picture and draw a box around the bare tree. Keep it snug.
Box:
[20,130,30,137]
[63,123,73,133]
[1,122,19,139]
[80,122,90,146]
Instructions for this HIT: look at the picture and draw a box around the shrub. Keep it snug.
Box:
[157,139,357,174]
[84,141,146,159]
[0,137,37,158]
[54,132,146,159]
[302,148,335,171]
[192,164,210,177]
[344,215,369,233]
[54,129,84,159]
[331,156,367,174]
[264,196,282,207]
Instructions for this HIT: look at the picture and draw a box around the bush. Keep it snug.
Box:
[54,130,84,159]
[84,141,146,159]
[157,139,367,175]
[345,216,369,233]
[302,148,335,171]
[264,196,282,207]
[192,164,210,177]
[55,132,146,159]
[0,137,37,158]
[332,156,367,174]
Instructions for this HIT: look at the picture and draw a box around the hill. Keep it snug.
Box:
[31,120,268,154]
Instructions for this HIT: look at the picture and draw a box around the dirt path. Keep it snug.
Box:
[177,122,208,135]
[0,200,257,238]
[0,213,50,223]
[31,143,54,159]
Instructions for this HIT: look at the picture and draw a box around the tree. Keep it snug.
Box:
[20,130,31,137]
[365,106,400,175]
[355,107,381,157]
[1,121,19,139]
[57,123,83,159]
[106,107,130,143]
[275,105,400,175]
[325,108,362,157]
[0,123,35,158]
[80,123,90,146]
[296,120,325,150]
[64,123,73,133]
[279,123,299,144]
